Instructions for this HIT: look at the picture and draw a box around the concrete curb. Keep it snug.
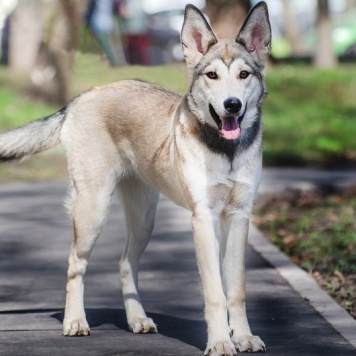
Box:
[249,224,356,349]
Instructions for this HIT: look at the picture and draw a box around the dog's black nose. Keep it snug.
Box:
[224,97,242,114]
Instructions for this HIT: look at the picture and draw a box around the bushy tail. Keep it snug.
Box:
[0,106,67,163]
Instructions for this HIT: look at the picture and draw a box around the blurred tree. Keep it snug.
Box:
[282,0,305,56]
[314,0,338,68]
[346,0,356,10]
[206,0,251,39]
[9,0,84,105]
[9,0,42,72]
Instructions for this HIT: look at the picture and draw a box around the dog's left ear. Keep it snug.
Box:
[236,1,271,67]
[181,5,218,67]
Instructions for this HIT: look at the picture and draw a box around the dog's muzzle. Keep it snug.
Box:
[209,104,246,140]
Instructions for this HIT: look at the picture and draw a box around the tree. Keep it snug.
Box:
[9,0,84,105]
[205,0,251,39]
[9,0,42,72]
[314,0,338,68]
[282,0,305,56]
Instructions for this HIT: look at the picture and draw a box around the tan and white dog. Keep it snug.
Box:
[0,2,271,355]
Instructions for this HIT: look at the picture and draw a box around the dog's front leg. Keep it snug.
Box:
[192,212,236,356]
[220,216,266,352]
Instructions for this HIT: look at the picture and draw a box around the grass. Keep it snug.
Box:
[254,190,356,275]
[0,88,57,129]
[72,52,188,95]
[264,65,356,167]
[254,189,356,318]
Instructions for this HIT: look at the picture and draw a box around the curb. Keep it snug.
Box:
[249,224,356,350]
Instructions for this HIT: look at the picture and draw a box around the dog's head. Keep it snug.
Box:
[181,2,271,141]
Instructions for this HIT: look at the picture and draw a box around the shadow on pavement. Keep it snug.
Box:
[51,309,205,351]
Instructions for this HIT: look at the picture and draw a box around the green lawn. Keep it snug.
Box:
[0,88,57,129]
[264,65,356,167]
[72,53,188,95]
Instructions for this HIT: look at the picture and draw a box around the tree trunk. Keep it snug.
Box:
[314,0,338,68]
[206,0,251,39]
[282,0,305,56]
[41,0,82,104]
[9,0,84,105]
[346,0,356,11]
[9,0,43,72]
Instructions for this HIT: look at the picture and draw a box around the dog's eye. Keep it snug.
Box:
[206,72,218,80]
[239,71,250,79]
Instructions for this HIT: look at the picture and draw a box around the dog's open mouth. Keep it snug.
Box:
[209,104,246,140]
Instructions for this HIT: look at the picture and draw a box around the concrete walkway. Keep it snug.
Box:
[0,171,355,355]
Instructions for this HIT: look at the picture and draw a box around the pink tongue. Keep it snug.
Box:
[221,117,240,140]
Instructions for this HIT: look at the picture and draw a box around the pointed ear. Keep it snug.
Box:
[236,1,271,67]
[181,5,218,67]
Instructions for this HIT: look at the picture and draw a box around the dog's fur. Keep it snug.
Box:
[0,2,271,355]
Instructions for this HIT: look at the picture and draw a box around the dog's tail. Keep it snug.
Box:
[0,105,69,163]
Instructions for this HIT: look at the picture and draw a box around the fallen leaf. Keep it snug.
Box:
[334,270,346,284]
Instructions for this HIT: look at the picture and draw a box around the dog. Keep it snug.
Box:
[0,2,271,355]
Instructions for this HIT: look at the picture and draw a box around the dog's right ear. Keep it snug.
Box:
[181,5,218,67]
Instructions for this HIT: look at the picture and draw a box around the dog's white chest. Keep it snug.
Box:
[180,153,238,211]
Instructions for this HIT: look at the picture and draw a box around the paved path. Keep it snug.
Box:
[0,176,355,355]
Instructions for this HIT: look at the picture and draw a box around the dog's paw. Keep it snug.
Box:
[233,334,266,353]
[129,317,157,334]
[63,318,91,336]
[204,340,237,356]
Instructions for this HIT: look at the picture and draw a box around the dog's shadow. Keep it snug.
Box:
[52,308,206,351]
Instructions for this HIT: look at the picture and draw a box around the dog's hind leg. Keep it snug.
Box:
[117,176,159,334]
[63,169,117,336]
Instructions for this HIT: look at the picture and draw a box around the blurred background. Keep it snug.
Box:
[0,0,356,173]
